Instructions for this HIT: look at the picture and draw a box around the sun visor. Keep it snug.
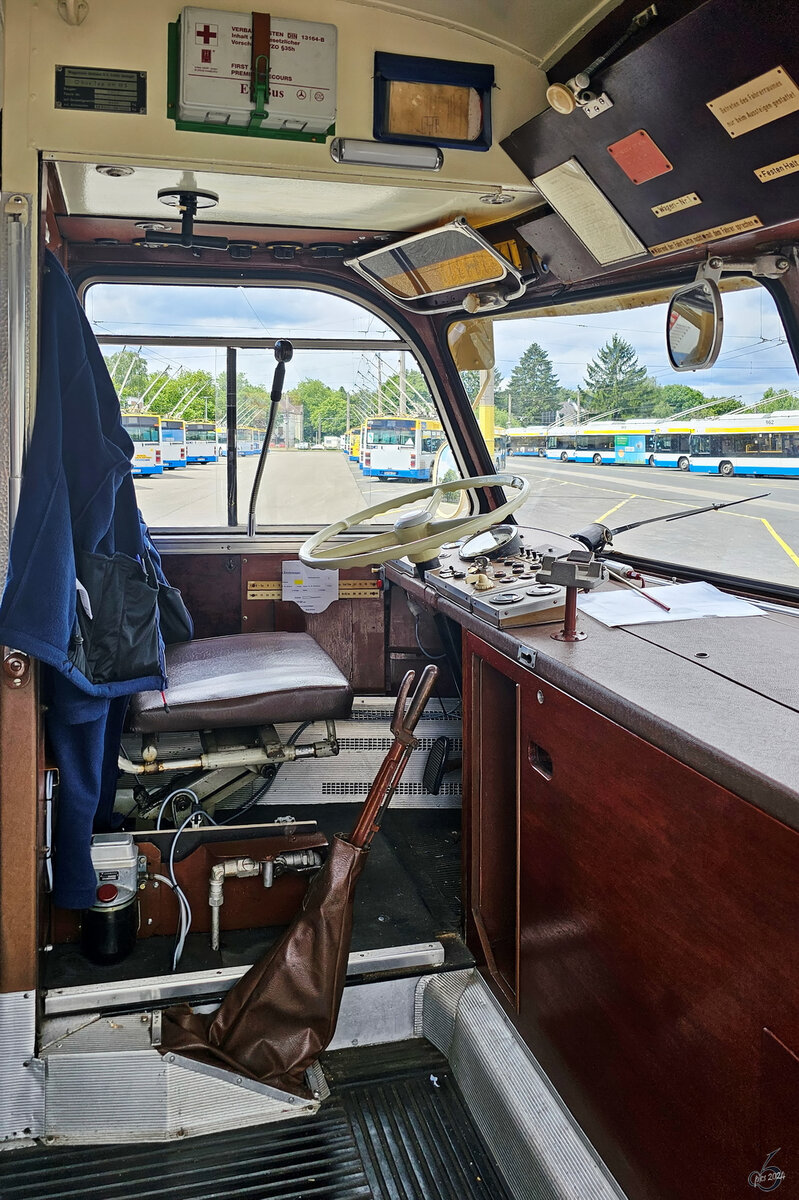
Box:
[345,217,526,315]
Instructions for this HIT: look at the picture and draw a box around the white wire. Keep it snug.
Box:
[156,786,202,830]
[168,810,215,970]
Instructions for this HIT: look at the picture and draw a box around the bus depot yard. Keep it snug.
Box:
[137,448,799,587]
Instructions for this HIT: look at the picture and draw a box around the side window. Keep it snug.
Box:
[85,283,463,530]
[448,283,799,588]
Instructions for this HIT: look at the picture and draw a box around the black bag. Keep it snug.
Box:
[156,579,194,645]
[70,551,162,686]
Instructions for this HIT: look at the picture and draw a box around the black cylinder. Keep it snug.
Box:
[81,900,137,966]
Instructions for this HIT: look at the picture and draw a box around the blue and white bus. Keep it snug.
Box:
[362,417,445,480]
[122,413,163,476]
[159,418,187,469]
[507,426,547,456]
[186,420,219,463]
[689,414,799,477]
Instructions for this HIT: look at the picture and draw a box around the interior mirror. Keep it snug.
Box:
[666,279,723,371]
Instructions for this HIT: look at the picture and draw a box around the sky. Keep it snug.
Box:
[86,279,799,410]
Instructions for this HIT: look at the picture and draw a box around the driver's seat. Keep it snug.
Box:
[120,631,353,817]
[128,631,353,733]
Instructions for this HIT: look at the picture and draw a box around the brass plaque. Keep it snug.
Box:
[648,215,762,256]
[707,67,799,138]
[651,193,702,218]
[755,153,799,183]
[339,580,381,600]
[246,580,281,601]
[246,579,380,601]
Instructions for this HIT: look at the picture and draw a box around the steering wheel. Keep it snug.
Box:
[299,473,529,570]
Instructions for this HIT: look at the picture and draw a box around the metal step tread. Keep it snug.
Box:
[1,1042,514,1200]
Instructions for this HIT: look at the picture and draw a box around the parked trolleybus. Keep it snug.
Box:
[159,418,187,469]
[506,427,548,456]
[362,416,445,480]
[186,420,219,463]
[689,414,799,477]
[120,413,163,476]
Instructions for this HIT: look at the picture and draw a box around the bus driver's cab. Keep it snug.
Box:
[1,3,799,1199]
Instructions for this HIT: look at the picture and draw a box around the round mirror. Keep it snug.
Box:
[666,280,723,371]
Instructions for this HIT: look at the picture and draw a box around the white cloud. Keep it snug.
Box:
[87,280,798,405]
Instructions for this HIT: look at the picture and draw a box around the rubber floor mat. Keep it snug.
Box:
[1,1042,514,1200]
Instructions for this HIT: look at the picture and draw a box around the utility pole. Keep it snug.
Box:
[399,351,407,416]
[376,355,383,416]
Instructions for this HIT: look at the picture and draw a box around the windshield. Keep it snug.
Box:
[86,283,465,531]
[449,281,799,590]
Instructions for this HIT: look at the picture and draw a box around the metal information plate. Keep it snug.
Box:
[55,65,147,114]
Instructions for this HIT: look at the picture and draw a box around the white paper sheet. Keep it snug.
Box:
[577,581,764,627]
[281,560,339,613]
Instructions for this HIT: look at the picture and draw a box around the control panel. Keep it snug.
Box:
[425,525,580,627]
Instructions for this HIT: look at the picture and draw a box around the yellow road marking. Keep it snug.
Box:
[594,495,636,524]
[760,518,799,570]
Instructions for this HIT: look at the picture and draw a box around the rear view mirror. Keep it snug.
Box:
[666,280,723,371]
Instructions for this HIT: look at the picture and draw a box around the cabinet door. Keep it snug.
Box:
[466,649,520,1005]
[516,668,799,1200]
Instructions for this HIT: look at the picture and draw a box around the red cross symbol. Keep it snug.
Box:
[195,23,217,45]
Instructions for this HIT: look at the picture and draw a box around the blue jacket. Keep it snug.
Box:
[0,252,173,908]
[0,251,166,698]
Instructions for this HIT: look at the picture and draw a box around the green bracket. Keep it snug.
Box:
[166,23,334,144]
[249,52,270,131]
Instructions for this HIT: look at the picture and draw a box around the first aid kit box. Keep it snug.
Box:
[178,7,337,134]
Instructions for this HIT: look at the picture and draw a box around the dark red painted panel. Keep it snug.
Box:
[464,632,799,1200]
[503,0,799,253]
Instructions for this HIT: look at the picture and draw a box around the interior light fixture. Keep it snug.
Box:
[330,138,443,171]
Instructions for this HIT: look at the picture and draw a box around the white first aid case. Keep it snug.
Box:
[178,7,337,134]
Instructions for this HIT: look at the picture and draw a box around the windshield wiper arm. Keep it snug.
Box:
[572,492,771,552]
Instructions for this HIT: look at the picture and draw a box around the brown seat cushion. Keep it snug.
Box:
[127,632,353,734]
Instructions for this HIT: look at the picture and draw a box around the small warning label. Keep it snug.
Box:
[754,153,799,182]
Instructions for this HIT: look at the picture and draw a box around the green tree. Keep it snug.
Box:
[658,383,707,415]
[148,369,216,422]
[582,335,648,417]
[506,343,560,424]
[288,378,349,441]
[104,349,150,404]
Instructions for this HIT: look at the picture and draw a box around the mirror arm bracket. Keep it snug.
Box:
[697,253,791,283]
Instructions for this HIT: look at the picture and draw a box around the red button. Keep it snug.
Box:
[96,883,118,903]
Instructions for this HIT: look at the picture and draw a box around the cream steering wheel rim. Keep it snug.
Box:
[299,473,530,570]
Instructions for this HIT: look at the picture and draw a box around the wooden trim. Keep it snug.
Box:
[0,658,41,993]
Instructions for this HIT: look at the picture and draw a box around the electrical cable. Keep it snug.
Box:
[414,613,447,661]
[169,809,216,970]
[156,785,202,830]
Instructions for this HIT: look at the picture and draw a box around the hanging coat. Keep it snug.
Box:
[0,251,174,907]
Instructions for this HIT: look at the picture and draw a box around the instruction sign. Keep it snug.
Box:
[707,67,799,137]
[281,560,339,613]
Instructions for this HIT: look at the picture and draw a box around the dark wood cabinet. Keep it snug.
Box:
[464,631,799,1200]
